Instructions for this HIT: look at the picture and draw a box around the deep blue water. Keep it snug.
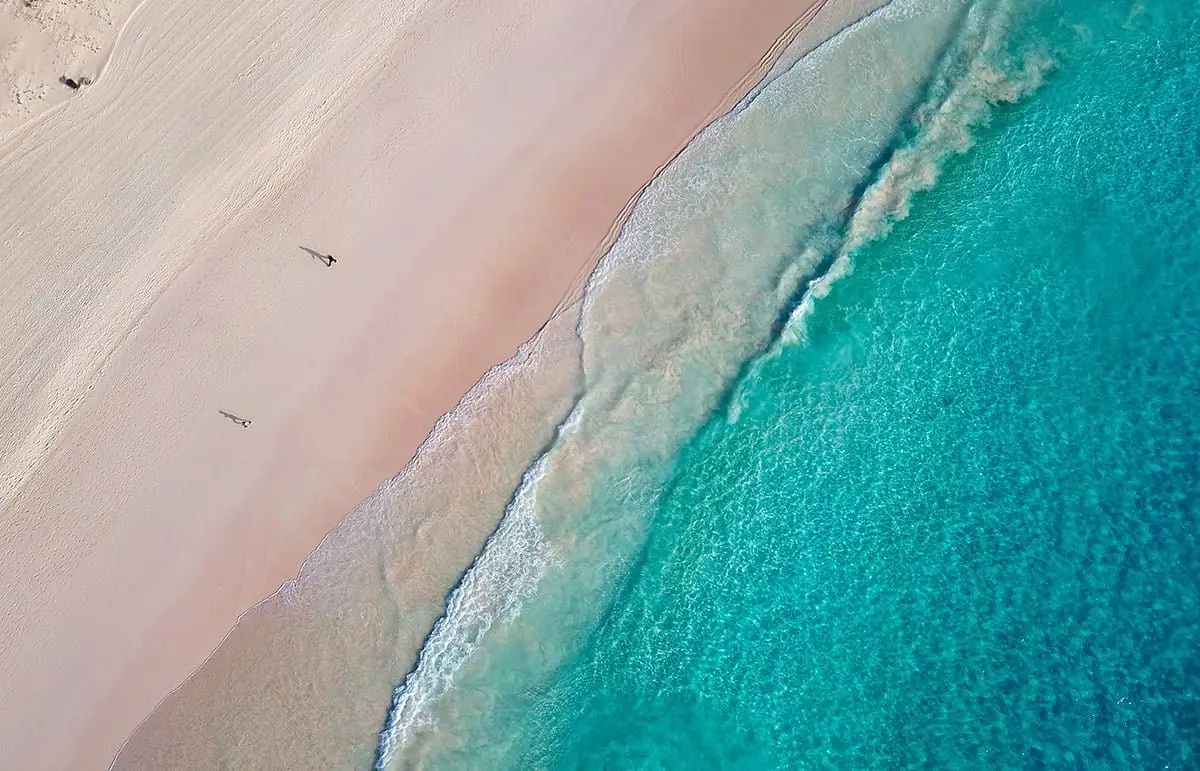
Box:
[501,2,1200,767]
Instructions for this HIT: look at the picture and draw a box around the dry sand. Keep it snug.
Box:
[0,0,881,767]
[0,0,141,136]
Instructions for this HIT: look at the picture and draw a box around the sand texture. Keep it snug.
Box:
[0,0,880,767]
[0,0,141,136]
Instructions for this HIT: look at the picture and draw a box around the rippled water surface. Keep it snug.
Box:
[380,1,1200,767]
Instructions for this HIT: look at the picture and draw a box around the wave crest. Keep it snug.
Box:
[783,0,1054,344]
[371,448,558,769]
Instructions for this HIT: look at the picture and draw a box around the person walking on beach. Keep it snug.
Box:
[219,409,252,428]
[299,246,336,267]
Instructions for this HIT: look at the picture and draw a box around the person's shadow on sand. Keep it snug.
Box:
[218,409,251,428]
[299,246,336,267]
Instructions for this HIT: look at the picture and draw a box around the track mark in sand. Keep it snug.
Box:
[0,0,439,511]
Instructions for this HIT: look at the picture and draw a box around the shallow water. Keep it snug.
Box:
[378,0,1200,767]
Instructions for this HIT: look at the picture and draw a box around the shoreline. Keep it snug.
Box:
[0,0,886,768]
[2,1,883,768]
[114,1,891,768]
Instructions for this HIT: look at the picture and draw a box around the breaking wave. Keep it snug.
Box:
[371,1,1055,766]
[372,432,564,769]
[780,0,1053,345]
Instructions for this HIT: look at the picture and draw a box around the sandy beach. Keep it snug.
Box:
[0,0,879,767]
[1,0,142,137]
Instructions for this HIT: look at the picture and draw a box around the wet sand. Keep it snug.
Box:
[0,0,889,767]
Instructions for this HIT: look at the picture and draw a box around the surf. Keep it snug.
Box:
[368,0,1054,765]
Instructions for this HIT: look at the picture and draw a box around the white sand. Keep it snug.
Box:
[0,0,141,136]
[0,0,881,767]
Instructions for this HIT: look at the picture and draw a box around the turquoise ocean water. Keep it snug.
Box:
[377,0,1200,767]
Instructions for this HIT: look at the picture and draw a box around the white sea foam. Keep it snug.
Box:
[372,0,1003,763]
[781,0,1053,345]
[372,445,557,769]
